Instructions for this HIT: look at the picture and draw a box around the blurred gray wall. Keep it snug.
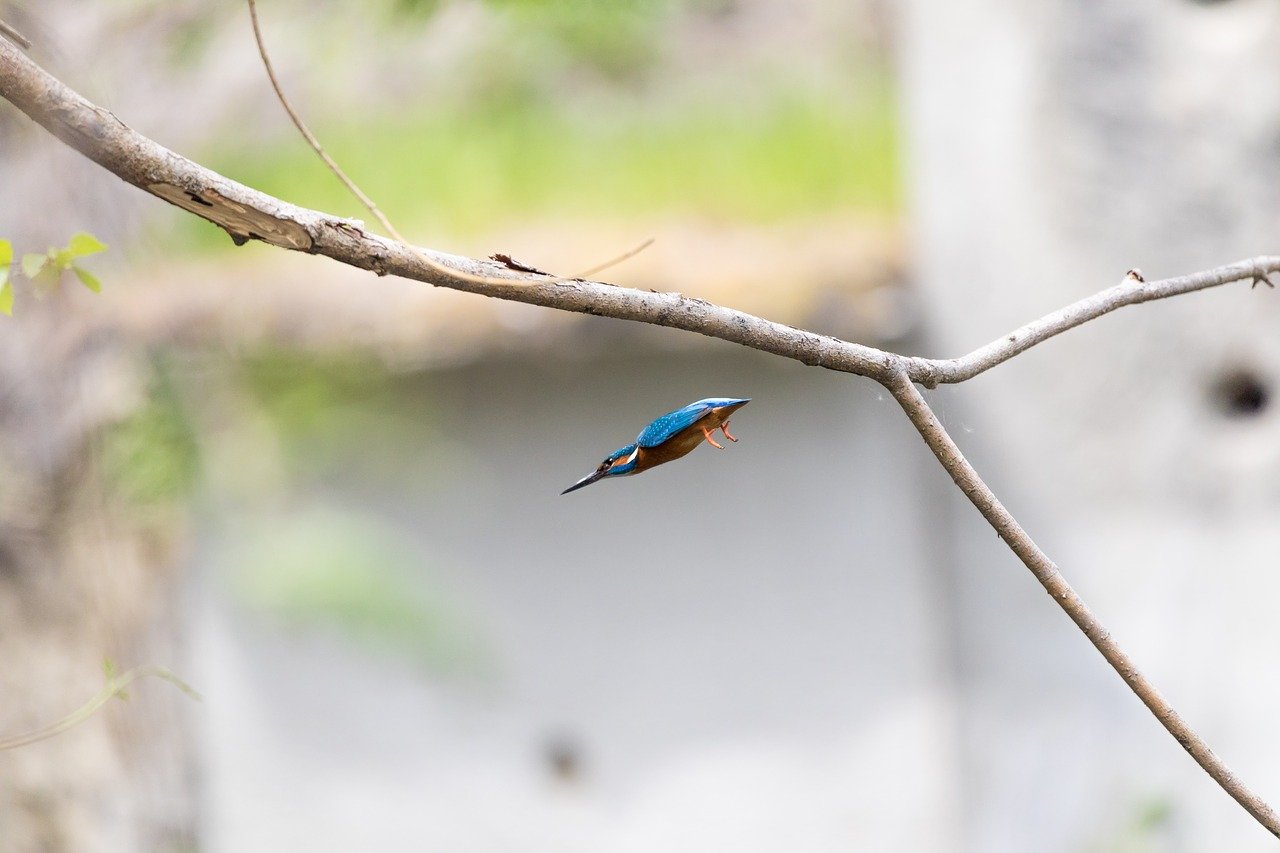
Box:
[193,347,964,851]
[901,0,1280,850]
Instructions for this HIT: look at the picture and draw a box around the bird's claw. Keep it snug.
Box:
[721,422,738,442]
[702,426,725,449]
[1251,272,1275,290]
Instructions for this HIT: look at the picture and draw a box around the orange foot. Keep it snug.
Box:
[721,422,738,442]
[702,426,725,449]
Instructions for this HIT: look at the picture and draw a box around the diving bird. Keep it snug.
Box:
[561,397,750,495]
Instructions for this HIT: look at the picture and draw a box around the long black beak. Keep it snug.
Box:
[561,469,606,495]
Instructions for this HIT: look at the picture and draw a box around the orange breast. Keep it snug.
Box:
[633,422,711,472]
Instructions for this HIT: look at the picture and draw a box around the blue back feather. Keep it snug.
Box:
[636,398,748,448]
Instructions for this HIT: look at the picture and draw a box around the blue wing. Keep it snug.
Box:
[636,398,745,448]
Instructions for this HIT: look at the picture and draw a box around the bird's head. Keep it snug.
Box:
[561,443,639,495]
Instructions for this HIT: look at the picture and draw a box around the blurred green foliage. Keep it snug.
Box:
[236,351,449,488]
[485,0,673,78]
[1131,797,1173,832]
[192,86,896,247]
[164,0,896,250]
[165,14,219,70]
[212,351,485,670]
[393,0,671,77]
[1091,795,1176,853]
[240,351,394,448]
[103,364,200,507]
[226,505,489,673]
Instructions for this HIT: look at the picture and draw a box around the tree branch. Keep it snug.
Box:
[883,370,1280,837]
[1,35,1274,386]
[1,30,1277,837]
[903,262,1280,387]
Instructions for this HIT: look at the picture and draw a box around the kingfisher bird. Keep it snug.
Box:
[561,397,750,495]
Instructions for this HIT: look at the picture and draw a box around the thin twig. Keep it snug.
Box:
[0,19,31,51]
[0,33,1277,835]
[245,0,650,288]
[573,236,655,279]
[882,370,1280,837]
[246,0,394,238]
[0,666,200,751]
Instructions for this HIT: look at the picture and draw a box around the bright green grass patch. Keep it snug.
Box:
[184,86,898,250]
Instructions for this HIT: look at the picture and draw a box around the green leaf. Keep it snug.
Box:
[0,243,11,313]
[23,252,61,293]
[21,253,46,279]
[51,248,74,271]
[73,266,101,293]
[67,231,107,258]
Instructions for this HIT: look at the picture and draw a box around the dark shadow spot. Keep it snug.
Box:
[543,733,584,784]
[1210,368,1270,419]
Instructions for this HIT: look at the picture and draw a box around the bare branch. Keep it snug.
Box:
[1,31,1278,835]
[0,36,1273,386]
[0,19,31,51]
[883,370,1280,837]
[904,257,1280,387]
[0,35,896,379]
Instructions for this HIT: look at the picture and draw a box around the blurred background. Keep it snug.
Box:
[0,0,1278,850]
